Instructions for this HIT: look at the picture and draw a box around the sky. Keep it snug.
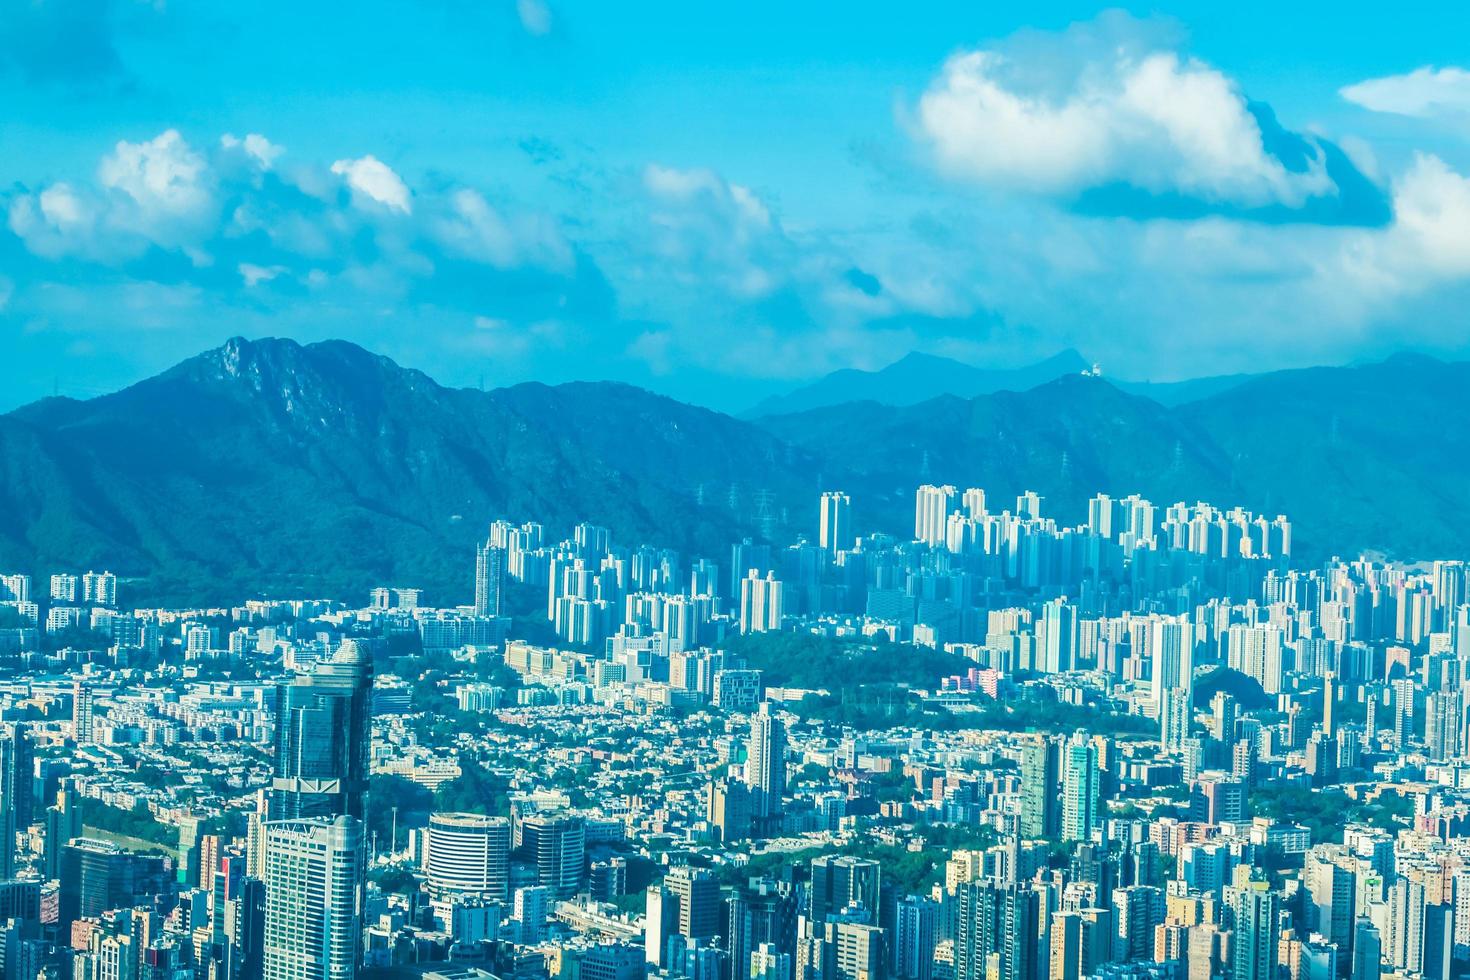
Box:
[4,1,1470,411]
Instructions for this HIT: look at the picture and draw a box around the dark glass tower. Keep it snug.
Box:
[269,640,373,821]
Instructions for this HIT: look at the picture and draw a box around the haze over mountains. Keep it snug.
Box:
[745,349,1259,416]
[1,337,1465,605]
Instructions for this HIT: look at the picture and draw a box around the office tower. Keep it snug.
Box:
[474,541,506,617]
[59,839,174,934]
[1351,919,1382,980]
[589,858,628,902]
[1020,736,1062,841]
[1322,673,1337,737]
[663,867,720,945]
[1038,601,1077,674]
[422,813,510,901]
[819,492,852,559]
[1228,874,1279,980]
[746,703,787,835]
[955,881,1038,980]
[915,486,958,547]
[73,680,96,744]
[261,817,363,980]
[740,571,785,633]
[44,778,84,881]
[729,878,799,980]
[269,640,372,821]
[893,896,938,980]
[519,813,586,899]
[1061,737,1100,843]
[809,856,881,925]
[0,725,33,879]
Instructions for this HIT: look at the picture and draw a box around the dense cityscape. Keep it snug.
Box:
[0,481,1462,980]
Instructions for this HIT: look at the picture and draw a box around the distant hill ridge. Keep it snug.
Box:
[1,337,1466,604]
[744,348,1261,416]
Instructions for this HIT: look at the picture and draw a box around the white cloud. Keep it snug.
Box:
[99,129,212,219]
[516,0,552,36]
[1341,66,1470,118]
[429,188,573,271]
[330,155,412,214]
[238,263,287,287]
[222,133,285,169]
[913,27,1333,208]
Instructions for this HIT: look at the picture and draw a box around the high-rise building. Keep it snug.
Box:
[519,813,586,899]
[819,492,852,559]
[954,881,1038,980]
[809,855,881,926]
[1351,918,1382,980]
[474,542,506,617]
[58,839,174,935]
[729,878,799,980]
[1150,618,1194,717]
[1228,874,1279,980]
[43,778,83,882]
[1020,736,1062,841]
[746,703,787,835]
[740,571,785,634]
[893,896,938,980]
[914,486,958,547]
[1061,737,1101,843]
[423,813,510,901]
[73,680,96,745]
[0,724,33,879]
[261,817,363,980]
[269,641,373,822]
[663,867,721,945]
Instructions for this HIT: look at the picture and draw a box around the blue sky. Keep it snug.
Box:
[5,1,1470,410]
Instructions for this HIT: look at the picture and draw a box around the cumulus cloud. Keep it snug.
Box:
[1341,66,1470,118]
[912,13,1387,224]
[100,129,213,220]
[429,188,573,272]
[642,164,782,297]
[330,155,412,214]
[221,133,285,170]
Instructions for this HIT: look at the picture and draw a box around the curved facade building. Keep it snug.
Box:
[423,812,511,900]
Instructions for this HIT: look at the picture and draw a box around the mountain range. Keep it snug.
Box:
[743,349,1258,417]
[1,337,1466,605]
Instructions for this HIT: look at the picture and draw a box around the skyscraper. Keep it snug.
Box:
[261,816,363,980]
[269,640,373,822]
[819,492,852,559]
[809,855,880,925]
[1061,737,1101,843]
[0,724,33,879]
[474,541,506,617]
[740,571,785,634]
[519,812,586,899]
[915,486,958,547]
[1228,873,1279,980]
[954,881,1038,980]
[73,680,95,745]
[746,703,787,836]
[1020,736,1062,841]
